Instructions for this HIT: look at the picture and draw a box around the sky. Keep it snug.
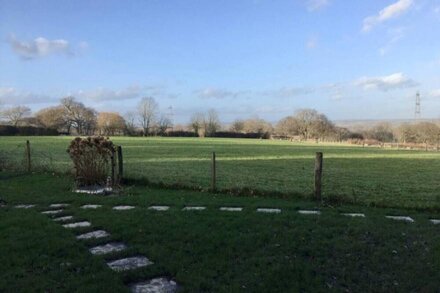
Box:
[1,0,440,123]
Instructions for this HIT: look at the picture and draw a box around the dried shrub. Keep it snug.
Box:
[67,136,115,187]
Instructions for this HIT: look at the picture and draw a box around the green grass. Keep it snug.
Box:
[1,136,440,209]
[1,173,440,292]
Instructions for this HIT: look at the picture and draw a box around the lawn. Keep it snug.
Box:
[1,136,440,210]
[1,172,440,292]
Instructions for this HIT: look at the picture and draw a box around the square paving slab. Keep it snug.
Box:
[298,210,321,215]
[41,209,64,215]
[182,206,206,211]
[220,207,243,212]
[131,277,178,293]
[62,221,91,228]
[257,208,281,213]
[113,205,136,210]
[14,204,35,209]
[342,213,365,217]
[107,256,153,272]
[76,230,110,240]
[49,203,70,208]
[385,216,414,223]
[81,204,102,209]
[53,216,74,222]
[148,206,170,211]
[89,242,127,255]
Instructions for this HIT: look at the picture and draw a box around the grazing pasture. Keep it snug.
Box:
[1,136,439,209]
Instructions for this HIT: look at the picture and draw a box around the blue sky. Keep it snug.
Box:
[1,0,440,123]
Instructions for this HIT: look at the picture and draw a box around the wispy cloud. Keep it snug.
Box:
[0,87,57,105]
[379,27,406,56]
[195,87,248,99]
[355,72,418,91]
[362,0,413,32]
[428,89,440,98]
[306,0,330,12]
[262,87,313,98]
[7,34,88,60]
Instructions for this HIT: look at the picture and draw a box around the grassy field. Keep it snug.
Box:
[1,173,439,292]
[1,136,440,210]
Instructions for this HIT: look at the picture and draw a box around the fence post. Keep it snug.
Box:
[25,140,31,172]
[117,146,123,183]
[211,152,216,192]
[314,152,323,201]
[111,148,116,186]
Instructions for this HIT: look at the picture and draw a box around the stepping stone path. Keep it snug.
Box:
[53,215,74,222]
[183,206,206,211]
[62,221,91,228]
[257,208,281,214]
[41,209,64,215]
[131,277,178,293]
[220,207,243,212]
[298,210,321,215]
[429,219,440,225]
[113,205,136,210]
[342,213,365,218]
[148,206,170,211]
[89,243,127,255]
[385,216,414,223]
[81,204,102,209]
[77,230,110,240]
[107,256,153,272]
[14,204,35,209]
[49,203,70,208]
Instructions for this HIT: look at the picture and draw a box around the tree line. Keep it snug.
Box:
[1,97,440,146]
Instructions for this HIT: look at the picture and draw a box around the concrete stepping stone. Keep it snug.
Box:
[220,207,243,212]
[342,213,365,218]
[89,242,127,255]
[429,219,440,224]
[131,277,178,293]
[107,256,153,272]
[62,221,91,228]
[298,210,321,215]
[385,216,414,223]
[81,204,102,209]
[113,205,136,210]
[49,203,70,208]
[257,208,281,214]
[182,206,206,211]
[53,215,74,222]
[14,204,35,209]
[76,230,110,240]
[148,206,170,211]
[41,209,64,215]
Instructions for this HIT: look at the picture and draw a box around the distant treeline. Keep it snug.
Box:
[0,125,59,136]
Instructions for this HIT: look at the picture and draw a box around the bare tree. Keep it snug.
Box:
[124,111,137,135]
[97,112,126,136]
[61,97,97,135]
[189,112,205,136]
[138,97,158,136]
[1,106,31,126]
[230,119,245,133]
[36,106,66,130]
[276,116,300,136]
[204,109,221,137]
[243,118,273,135]
[156,115,172,135]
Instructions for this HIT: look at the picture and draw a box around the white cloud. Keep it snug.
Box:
[0,87,57,105]
[362,0,413,32]
[306,0,330,11]
[355,72,418,91]
[262,87,313,98]
[195,87,247,99]
[7,34,87,60]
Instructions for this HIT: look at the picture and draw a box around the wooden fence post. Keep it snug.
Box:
[314,152,323,201]
[211,152,216,192]
[117,146,123,183]
[111,148,116,186]
[25,140,31,172]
